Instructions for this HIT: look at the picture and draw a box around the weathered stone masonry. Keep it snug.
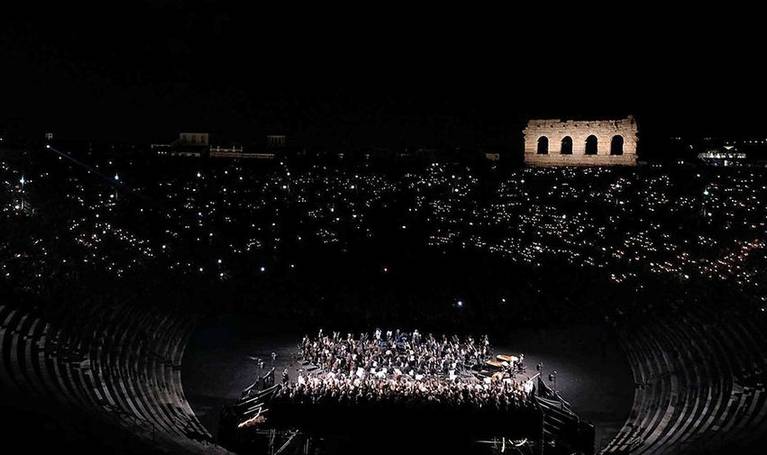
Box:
[523,116,638,166]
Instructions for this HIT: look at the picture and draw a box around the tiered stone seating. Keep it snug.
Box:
[602,309,767,454]
[0,303,230,454]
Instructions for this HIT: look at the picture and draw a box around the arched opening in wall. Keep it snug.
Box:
[585,135,598,155]
[537,136,549,154]
[561,136,573,154]
[610,135,624,155]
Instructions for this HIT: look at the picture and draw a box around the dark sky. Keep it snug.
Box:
[1,3,765,147]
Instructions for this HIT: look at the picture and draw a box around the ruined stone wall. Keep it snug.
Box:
[523,116,638,166]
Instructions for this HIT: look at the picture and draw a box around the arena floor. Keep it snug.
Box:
[182,318,633,451]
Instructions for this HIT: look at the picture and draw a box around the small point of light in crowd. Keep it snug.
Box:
[114,174,120,181]
[199,267,204,272]
[46,144,51,149]
[290,264,295,269]
[456,300,464,308]
[260,266,266,272]
[217,259,222,264]
[383,266,389,273]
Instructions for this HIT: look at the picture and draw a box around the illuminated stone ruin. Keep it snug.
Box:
[523,116,638,166]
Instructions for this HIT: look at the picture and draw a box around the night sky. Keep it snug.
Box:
[1,3,764,147]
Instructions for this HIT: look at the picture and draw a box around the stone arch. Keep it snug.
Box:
[560,136,573,154]
[585,135,598,155]
[610,135,624,155]
[537,136,549,154]
[523,117,638,166]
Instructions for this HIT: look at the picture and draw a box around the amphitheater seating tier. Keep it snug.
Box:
[602,310,767,454]
[0,303,229,454]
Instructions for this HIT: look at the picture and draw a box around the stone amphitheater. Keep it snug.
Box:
[604,309,767,454]
[3,300,767,454]
[0,301,230,454]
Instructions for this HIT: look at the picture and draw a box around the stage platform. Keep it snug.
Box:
[183,319,632,451]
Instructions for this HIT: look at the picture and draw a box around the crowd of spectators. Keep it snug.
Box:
[2,146,766,330]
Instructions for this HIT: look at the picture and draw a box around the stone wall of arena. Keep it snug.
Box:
[523,116,638,166]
